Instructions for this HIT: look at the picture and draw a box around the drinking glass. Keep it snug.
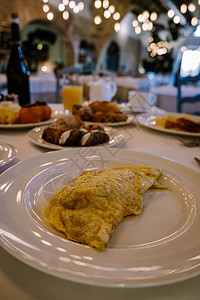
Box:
[62,84,83,114]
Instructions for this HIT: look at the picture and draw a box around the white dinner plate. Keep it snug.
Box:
[136,112,200,136]
[27,126,125,150]
[0,148,200,287]
[0,118,54,129]
[0,142,19,173]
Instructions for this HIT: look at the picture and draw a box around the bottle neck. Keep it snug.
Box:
[11,16,20,42]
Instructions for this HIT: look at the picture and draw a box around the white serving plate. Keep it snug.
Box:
[136,112,200,136]
[27,125,125,150]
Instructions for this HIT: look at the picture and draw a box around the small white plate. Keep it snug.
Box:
[0,142,18,173]
[27,126,125,150]
[0,148,200,287]
[136,112,200,136]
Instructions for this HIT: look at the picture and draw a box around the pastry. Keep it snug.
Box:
[42,115,83,144]
[81,130,109,146]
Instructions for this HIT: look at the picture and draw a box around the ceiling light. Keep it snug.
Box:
[180,4,187,14]
[78,2,84,11]
[114,22,120,32]
[63,11,69,20]
[159,48,167,55]
[103,0,109,9]
[135,26,141,34]
[104,10,111,18]
[113,12,120,21]
[109,5,115,14]
[143,10,149,20]
[191,17,198,26]
[43,0,48,3]
[62,0,69,5]
[148,22,153,31]
[181,46,187,52]
[188,4,196,12]
[150,12,157,21]
[148,36,153,43]
[69,1,75,9]
[150,43,156,49]
[43,4,49,12]
[173,15,180,24]
[94,0,101,9]
[94,15,102,25]
[137,14,143,22]
[58,3,65,11]
[150,52,156,57]
[47,12,54,20]
[73,5,79,13]
[167,9,175,18]
[142,23,148,31]
[132,20,138,27]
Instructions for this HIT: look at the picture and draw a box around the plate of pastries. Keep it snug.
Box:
[0,101,53,128]
[72,101,132,126]
[28,114,125,150]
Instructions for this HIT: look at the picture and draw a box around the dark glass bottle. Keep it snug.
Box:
[6,13,30,106]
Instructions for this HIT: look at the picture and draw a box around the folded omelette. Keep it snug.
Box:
[44,166,162,250]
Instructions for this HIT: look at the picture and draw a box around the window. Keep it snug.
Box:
[180,49,200,77]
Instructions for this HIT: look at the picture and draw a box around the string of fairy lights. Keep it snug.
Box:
[42,0,85,20]
[93,0,121,32]
[132,2,200,57]
[41,0,200,57]
[42,0,200,28]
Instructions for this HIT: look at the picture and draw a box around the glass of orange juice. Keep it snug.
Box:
[62,85,83,114]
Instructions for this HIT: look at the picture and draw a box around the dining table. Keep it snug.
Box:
[0,103,200,300]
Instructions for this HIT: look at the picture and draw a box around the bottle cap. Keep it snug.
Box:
[11,13,18,19]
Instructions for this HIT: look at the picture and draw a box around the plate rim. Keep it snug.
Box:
[0,148,200,287]
[0,118,54,129]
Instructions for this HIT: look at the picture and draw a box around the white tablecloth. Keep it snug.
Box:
[0,73,57,93]
[0,104,200,300]
[30,73,57,93]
